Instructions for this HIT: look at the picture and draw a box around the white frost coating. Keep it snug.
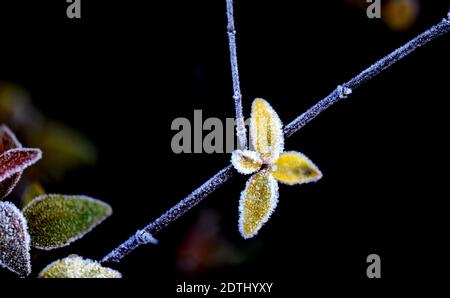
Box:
[0,125,22,148]
[23,194,112,250]
[101,165,235,263]
[238,171,279,239]
[275,151,323,186]
[0,201,31,276]
[0,125,30,199]
[0,148,43,182]
[250,98,284,164]
[39,255,122,278]
[231,149,263,175]
[136,230,158,245]
[337,85,352,99]
[226,0,247,150]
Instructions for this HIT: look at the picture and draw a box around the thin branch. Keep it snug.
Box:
[284,15,450,137]
[101,166,235,263]
[226,0,247,150]
[101,10,450,264]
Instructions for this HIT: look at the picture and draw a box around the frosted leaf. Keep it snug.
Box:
[0,148,42,199]
[231,149,263,175]
[0,125,22,152]
[270,151,323,185]
[250,98,284,164]
[0,174,22,201]
[0,125,25,199]
[39,255,122,278]
[0,148,42,182]
[23,194,112,250]
[0,201,31,276]
[239,170,279,239]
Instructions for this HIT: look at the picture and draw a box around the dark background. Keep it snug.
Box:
[0,0,449,293]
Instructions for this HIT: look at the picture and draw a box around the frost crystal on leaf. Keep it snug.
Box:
[0,125,41,199]
[270,151,323,185]
[0,175,22,201]
[233,98,322,239]
[0,201,31,276]
[231,149,263,175]
[239,170,279,239]
[39,255,122,278]
[23,194,112,250]
[0,148,42,181]
[250,98,284,164]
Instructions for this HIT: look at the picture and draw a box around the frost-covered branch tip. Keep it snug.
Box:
[283,15,450,137]
[102,8,450,264]
[226,0,247,150]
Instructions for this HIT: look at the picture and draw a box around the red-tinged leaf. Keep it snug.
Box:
[0,173,22,200]
[0,127,30,199]
[0,148,42,184]
[0,125,21,153]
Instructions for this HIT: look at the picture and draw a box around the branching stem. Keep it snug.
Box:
[101,8,450,264]
[226,0,247,150]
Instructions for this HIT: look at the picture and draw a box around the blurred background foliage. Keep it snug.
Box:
[0,82,97,183]
[176,208,258,276]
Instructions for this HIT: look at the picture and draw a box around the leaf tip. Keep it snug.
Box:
[238,170,279,239]
[0,201,31,276]
[39,255,122,278]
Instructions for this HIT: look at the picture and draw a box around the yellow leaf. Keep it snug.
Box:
[39,255,121,278]
[231,150,262,175]
[239,170,278,239]
[270,151,322,185]
[250,98,284,164]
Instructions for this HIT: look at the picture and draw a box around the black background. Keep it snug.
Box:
[0,0,449,293]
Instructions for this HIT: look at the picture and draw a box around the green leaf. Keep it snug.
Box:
[23,194,112,250]
[39,255,121,278]
[0,201,31,276]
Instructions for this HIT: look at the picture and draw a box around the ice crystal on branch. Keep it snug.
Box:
[0,201,31,276]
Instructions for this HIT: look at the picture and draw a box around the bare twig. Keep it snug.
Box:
[283,15,450,137]
[226,0,247,150]
[102,166,234,263]
[102,9,450,264]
